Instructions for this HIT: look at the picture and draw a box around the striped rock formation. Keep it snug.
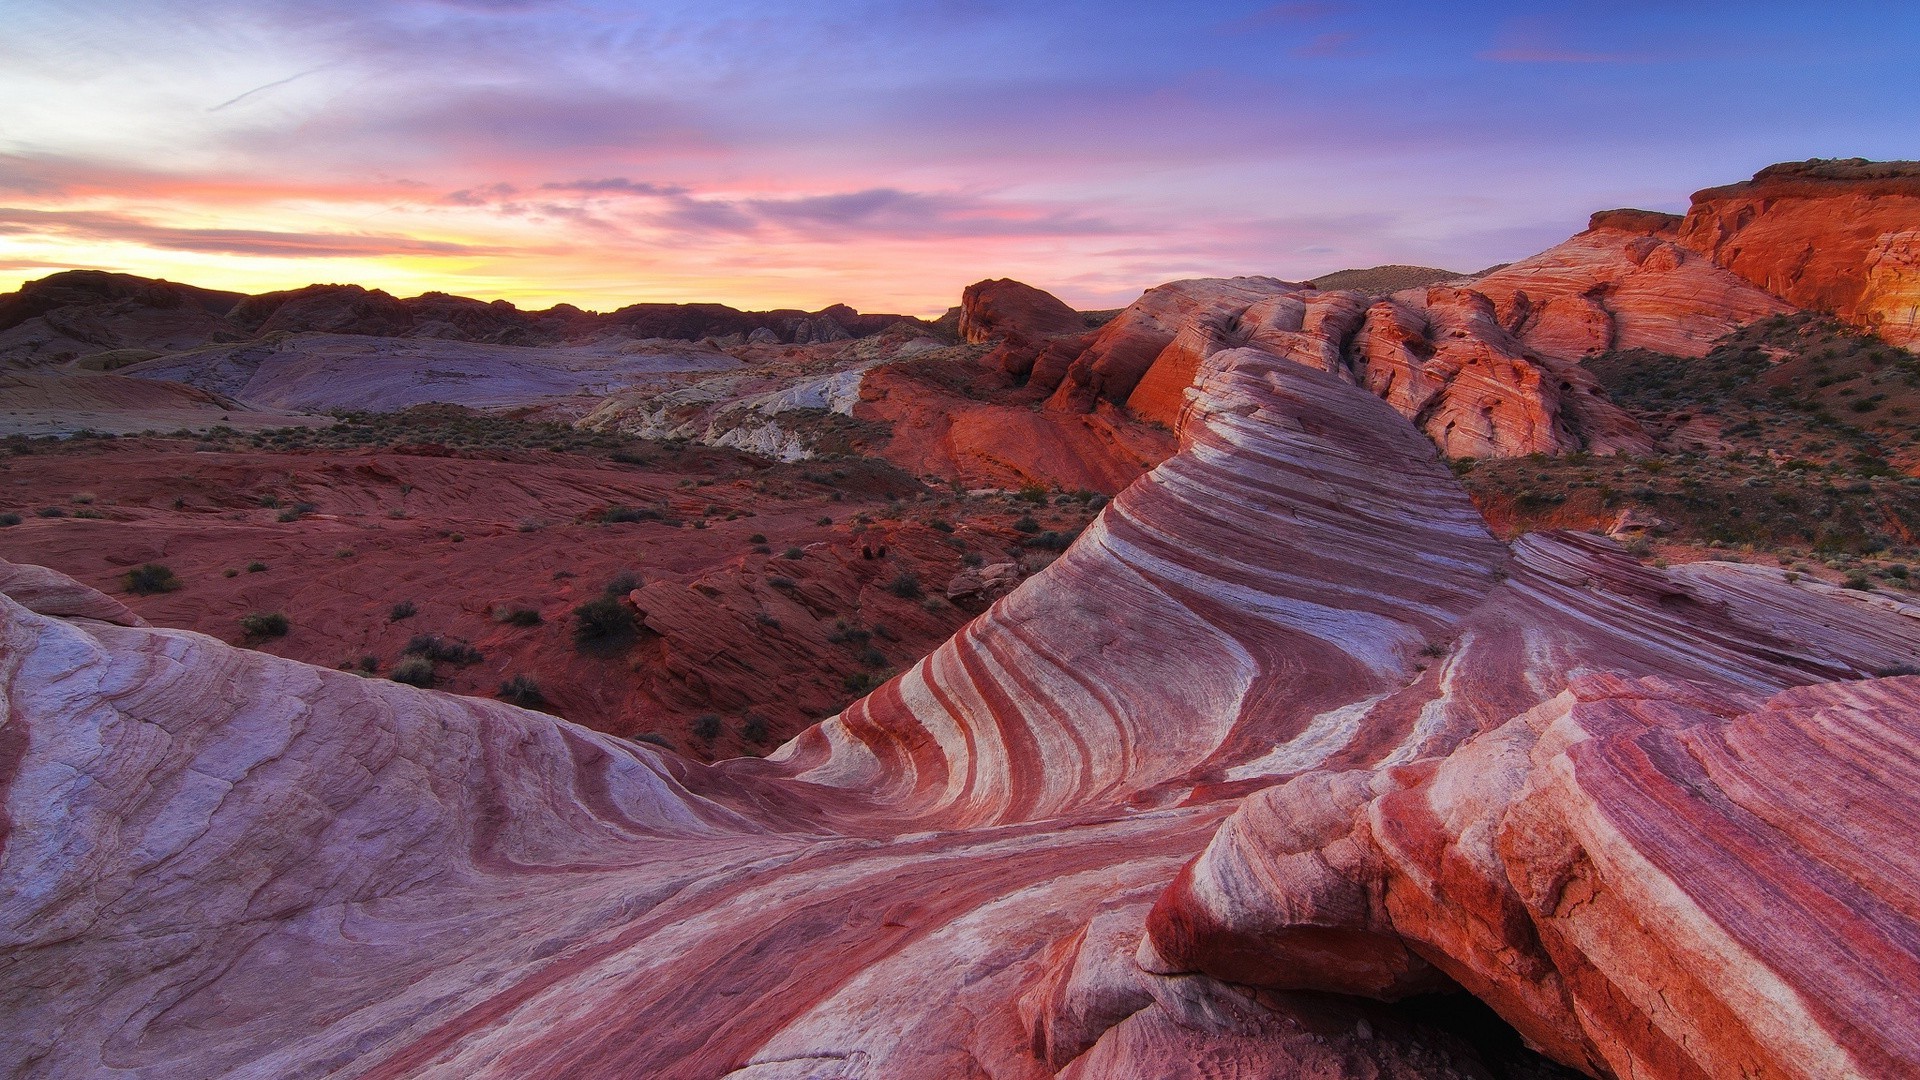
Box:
[6,344,1920,1078]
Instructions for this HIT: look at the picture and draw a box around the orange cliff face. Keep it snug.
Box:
[1678,159,1920,350]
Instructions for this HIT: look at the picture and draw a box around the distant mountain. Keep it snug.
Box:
[0,271,928,368]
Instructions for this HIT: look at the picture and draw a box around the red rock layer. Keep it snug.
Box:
[1678,159,1920,349]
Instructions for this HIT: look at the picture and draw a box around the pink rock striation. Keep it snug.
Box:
[7,343,1920,1078]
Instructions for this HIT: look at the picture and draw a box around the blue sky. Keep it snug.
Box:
[2,0,1915,312]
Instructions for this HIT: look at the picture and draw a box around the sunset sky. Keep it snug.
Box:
[5,1,1917,315]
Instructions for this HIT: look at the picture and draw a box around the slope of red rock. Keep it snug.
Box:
[1465,212,1793,360]
[9,337,1920,1078]
[1679,159,1920,349]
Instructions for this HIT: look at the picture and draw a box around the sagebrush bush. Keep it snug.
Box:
[498,674,547,707]
[403,634,482,665]
[886,572,922,599]
[389,657,435,687]
[239,611,289,640]
[124,562,181,595]
[573,595,637,649]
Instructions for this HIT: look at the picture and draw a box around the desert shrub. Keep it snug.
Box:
[858,647,887,667]
[1845,571,1873,590]
[1014,514,1040,534]
[257,494,281,508]
[388,600,417,621]
[604,571,642,596]
[767,575,797,590]
[239,611,289,640]
[403,634,483,665]
[748,533,768,544]
[927,518,954,533]
[389,657,435,687]
[842,671,879,694]
[886,572,922,599]
[961,551,983,567]
[246,561,267,573]
[692,713,722,741]
[498,674,547,707]
[1024,530,1072,551]
[573,595,637,649]
[36,506,64,518]
[632,732,673,748]
[498,606,542,626]
[0,513,19,527]
[783,546,805,559]
[600,504,662,524]
[357,654,379,673]
[816,516,833,526]
[124,562,181,595]
[741,714,770,744]
[1017,484,1048,504]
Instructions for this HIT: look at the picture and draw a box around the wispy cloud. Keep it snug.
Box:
[0,207,497,259]
[208,64,338,111]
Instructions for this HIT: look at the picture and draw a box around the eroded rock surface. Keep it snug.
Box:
[1679,159,1920,350]
[958,279,1087,345]
[6,339,1920,1079]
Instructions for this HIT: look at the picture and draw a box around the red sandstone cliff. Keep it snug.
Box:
[1678,159,1920,349]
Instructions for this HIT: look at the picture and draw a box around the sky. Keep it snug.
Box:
[3,1,1917,316]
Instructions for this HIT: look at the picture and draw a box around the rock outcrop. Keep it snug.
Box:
[1679,159,1920,349]
[1031,274,1648,457]
[958,278,1086,344]
[1465,212,1794,360]
[9,336,1920,1078]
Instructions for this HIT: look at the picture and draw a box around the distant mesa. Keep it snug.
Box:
[1307,264,1467,294]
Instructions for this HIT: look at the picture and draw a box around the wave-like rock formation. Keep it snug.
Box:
[7,343,1920,1078]
[1679,159,1920,350]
